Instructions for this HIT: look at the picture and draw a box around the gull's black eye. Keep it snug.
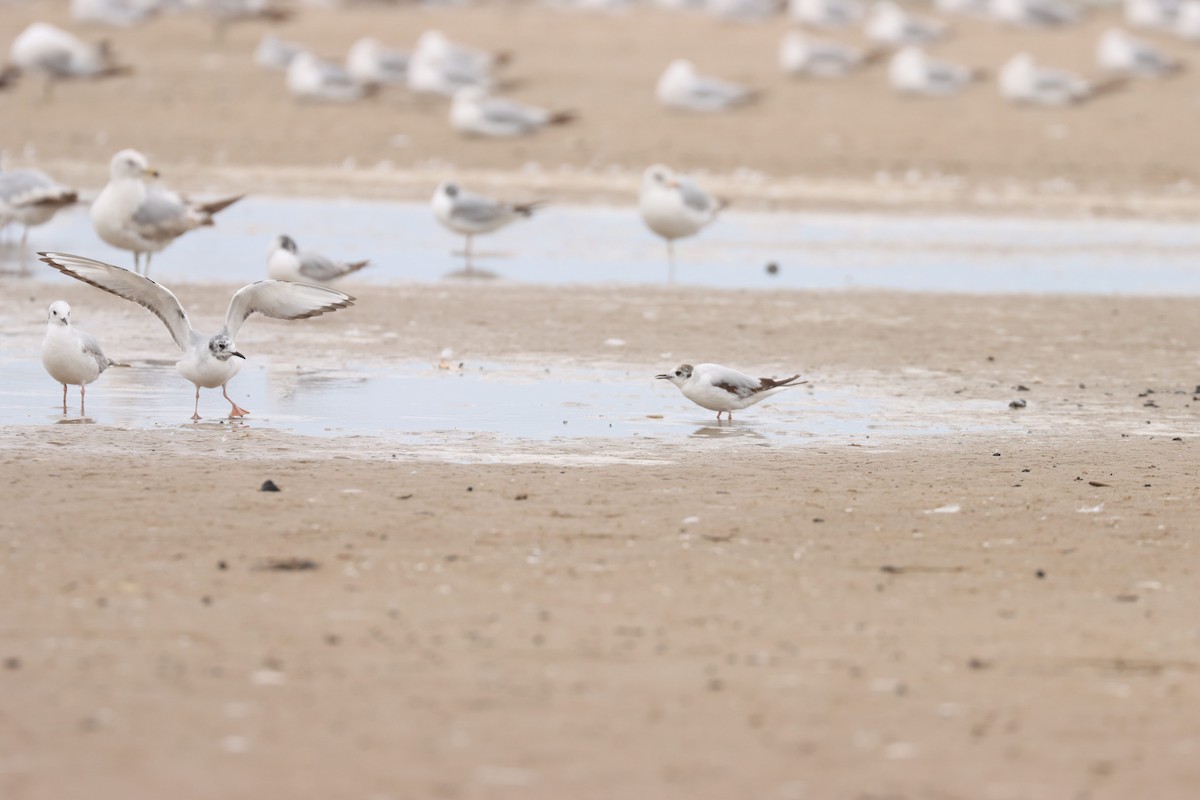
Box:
[675,370,682,376]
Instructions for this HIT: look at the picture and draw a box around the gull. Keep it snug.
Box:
[407,30,505,97]
[707,0,780,22]
[639,164,724,281]
[656,363,806,421]
[866,1,949,45]
[0,167,78,259]
[450,86,575,138]
[91,148,243,276]
[779,31,874,78]
[346,37,409,87]
[8,22,130,98]
[1097,27,1180,75]
[989,0,1080,27]
[41,300,127,415]
[267,235,369,285]
[431,182,542,273]
[1178,0,1200,39]
[40,252,355,420]
[192,0,291,41]
[656,59,755,112]
[254,33,304,71]
[1126,0,1178,30]
[935,0,991,17]
[789,0,864,27]
[71,0,160,27]
[999,52,1093,105]
[889,46,977,95]
[287,52,369,102]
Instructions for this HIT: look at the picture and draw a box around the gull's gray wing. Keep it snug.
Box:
[78,329,117,372]
[0,169,76,208]
[222,280,355,339]
[451,193,509,225]
[38,252,194,351]
[132,186,194,243]
[479,97,542,127]
[297,250,361,282]
[700,364,762,398]
[677,177,717,213]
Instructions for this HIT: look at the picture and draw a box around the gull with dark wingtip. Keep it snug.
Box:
[657,363,806,421]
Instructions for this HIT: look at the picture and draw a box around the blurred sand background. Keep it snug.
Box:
[3,3,1200,799]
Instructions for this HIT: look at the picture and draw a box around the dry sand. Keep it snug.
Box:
[3,3,1200,798]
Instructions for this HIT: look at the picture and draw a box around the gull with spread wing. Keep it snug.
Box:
[39,252,355,420]
[657,363,806,421]
[91,149,243,276]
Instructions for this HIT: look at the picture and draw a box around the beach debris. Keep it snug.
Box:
[260,479,281,492]
[928,503,961,514]
[1009,399,1027,409]
[766,262,779,275]
[1088,480,1110,487]
[259,557,318,571]
[1078,503,1104,513]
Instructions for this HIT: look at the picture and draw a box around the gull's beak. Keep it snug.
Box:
[144,166,160,178]
[231,351,246,359]
[655,373,671,380]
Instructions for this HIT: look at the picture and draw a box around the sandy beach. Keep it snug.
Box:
[3,2,1200,798]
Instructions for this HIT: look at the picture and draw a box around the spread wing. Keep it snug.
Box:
[38,252,194,351]
[222,280,354,340]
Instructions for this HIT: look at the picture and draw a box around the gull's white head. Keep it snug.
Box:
[290,51,319,73]
[110,148,157,180]
[663,59,695,82]
[416,30,449,56]
[47,300,71,326]
[891,46,927,74]
[642,164,678,190]
[655,363,694,387]
[208,334,245,362]
[438,181,461,200]
[999,51,1035,89]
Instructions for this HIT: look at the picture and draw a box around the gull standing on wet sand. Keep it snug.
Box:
[266,235,369,285]
[91,149,243,276]
[0,167,78,261]
[639,164,724,282]
[656,59,755,112]
[431,182,543,272]
[450,86,575,138]
[656,363,806,421]
[40,252,355,420]
[41,300,127,415]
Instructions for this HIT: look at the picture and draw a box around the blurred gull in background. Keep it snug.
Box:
[999,52,1093,104]
[407,30,503,97]
[865,1,949,45]
[888,46,977,95]
[432,182,543,273]
[1097,27,1180,75]
[990,0,1080,27]
[789,0,864,27]
[71,0,161,27]
[656,59,755,111]
[0,167,78,262]
[346,37,410,88]
[779,30,873,77]
[450,86,575,138]
[255,33,304,70]
[638,164,724,281]
[287,51,370,102]
[8,22,131,97]
[1125,0,1178,30]
[266,235,369,285]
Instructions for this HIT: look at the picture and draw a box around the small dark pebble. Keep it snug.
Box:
[765,262,779,275]
[1144,483,1152,487]
[707,678,724,692]
[1035,570,1045,579]
[992,452,1001,457]
[397,493,414,500]
[1016,385,1030,392]
[466,486,473,492]
[217,560,228,571]
[201,596,212,606]
[1009,399,1027,409]
[986,356,995,362]
[1115,594,1139,603]
[1021,468,1031,473]
[4,657,20,670]
[261,558,319,571]
[1173,437,1183,442]
[812,517,825,523]
[260,480,281,492]
[967,657,991,670]
[324,634,341,646]
[1088,481,1110,487]
[515,493,529,501]
[880,565,902,574]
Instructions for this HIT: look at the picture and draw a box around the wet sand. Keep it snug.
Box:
[3,282,1200,799]
[4,1,1200,796]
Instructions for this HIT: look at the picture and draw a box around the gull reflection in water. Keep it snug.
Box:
[690,424,767,440]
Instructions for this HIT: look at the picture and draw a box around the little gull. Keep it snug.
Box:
[41,300,127,415]
[267,235,369,285]
[656,363,806,421]
[40,252,355,420]
[450,86,575,138]
[432,182,542,272]
[656,59,755,112]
